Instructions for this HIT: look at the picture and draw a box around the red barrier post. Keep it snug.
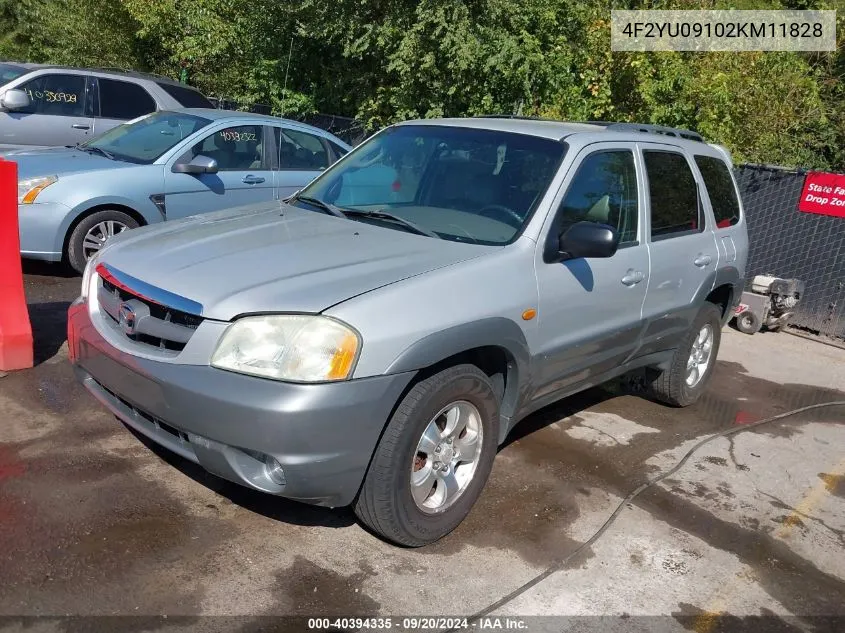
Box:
[0,159,34,370]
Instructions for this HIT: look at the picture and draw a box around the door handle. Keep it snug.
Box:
[242,175,265,184]
[693,254,713,267]
[621,269,645,286]
[71,123,90,130]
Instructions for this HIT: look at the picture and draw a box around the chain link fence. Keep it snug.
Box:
[735,165,845,340]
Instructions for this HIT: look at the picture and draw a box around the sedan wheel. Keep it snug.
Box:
[82,220,129,260]
[66,209,139,274]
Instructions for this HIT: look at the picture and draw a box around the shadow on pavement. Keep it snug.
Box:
[21,259,77,278]
[27,301,71,365]
[128,427,356,529]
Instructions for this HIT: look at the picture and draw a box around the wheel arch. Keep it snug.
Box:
[61,203,148,259]
[384,318,531,444]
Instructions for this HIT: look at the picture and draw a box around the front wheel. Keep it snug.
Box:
[67,209,139,274]
[354,364,499,546]
[648,303,723,407]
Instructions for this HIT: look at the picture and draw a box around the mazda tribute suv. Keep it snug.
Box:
[69,117,748,545]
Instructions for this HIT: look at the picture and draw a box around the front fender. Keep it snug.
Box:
[385,317,532,443]
[53,195,162,253]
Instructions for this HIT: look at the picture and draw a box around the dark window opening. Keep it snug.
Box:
[644,150,702,240]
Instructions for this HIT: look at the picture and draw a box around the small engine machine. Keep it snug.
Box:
[733,275,804,334]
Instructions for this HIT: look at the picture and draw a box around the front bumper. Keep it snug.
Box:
[68,300,415,507]
[19,201,72,261]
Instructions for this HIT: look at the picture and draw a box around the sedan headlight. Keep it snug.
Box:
[18,175,58,204]
[211,315,360,382]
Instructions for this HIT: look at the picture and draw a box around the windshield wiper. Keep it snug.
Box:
[288,194,347,219]
[288,193,440,239]
[343,209,441,239]
[81,145,115,160]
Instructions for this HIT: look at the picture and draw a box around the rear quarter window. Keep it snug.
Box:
[695,155,741,228]
[155,82,214,108]
[97,78,156,119]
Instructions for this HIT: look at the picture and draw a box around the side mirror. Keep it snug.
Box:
[556,221,619,261]
[1,89,31,111]
[172,154,218,175]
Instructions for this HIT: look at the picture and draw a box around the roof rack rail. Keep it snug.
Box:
[90,66,174,81]
[604,122,704,142]
[474,114,546,121]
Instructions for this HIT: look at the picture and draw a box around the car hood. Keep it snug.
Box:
[7,147,132,179]
[100,203,497,321]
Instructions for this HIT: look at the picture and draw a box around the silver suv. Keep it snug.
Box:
[0,63,212,150]
[69,117,748,546]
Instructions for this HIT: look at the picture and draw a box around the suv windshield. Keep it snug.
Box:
[296,124,565,245]
[82,111,212,164]
[0,63,28,86]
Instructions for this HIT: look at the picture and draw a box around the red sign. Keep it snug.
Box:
[798,171,845,218]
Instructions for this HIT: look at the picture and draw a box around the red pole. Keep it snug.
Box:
[0,159,34,370]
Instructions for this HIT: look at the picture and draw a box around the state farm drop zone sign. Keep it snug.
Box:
[799,172,845,218]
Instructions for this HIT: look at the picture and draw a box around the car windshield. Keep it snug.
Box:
[295,124,565,245]
[0,63,28,86]
[82,111,212,164]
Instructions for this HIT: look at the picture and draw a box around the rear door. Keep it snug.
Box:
[271,126,334,198]
[692,152,747,279]
[534,143,650,397]
[638,143,720,354]
[0,72,94,147]
[164,123,275,219]
[90,77,159,137]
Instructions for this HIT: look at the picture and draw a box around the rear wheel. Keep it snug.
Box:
[67,209,138,274]
[354,364,499,546]
[649,303,722,407]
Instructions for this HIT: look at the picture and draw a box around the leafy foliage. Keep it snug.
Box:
[0,0,842,169]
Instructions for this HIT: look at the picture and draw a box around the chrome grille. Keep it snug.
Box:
[97,270,204,352]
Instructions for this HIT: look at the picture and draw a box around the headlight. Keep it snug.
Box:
[18,175,58,204]
[211,315,360,382]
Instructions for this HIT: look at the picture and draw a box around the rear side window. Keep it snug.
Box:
[17,73,86,117]
[643,150,702,240]
[329,140,348,161]
[554,150,639,246]
[275,127,330,170]
[155,82,214,108]
[97,78,156,119]
[695,155,740,228]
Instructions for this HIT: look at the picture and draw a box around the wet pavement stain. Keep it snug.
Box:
[259,557,380,616]
[819,473,845,499]
[641,486,845,617]
[672,603,810,633]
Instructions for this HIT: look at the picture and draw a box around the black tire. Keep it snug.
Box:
[736,311,761,335]
[648,303,723,407]
[67,209,139,274]
[354,364,499,546]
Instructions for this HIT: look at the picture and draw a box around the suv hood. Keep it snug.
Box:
[100,203,497,321]
[8,147,132,179]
